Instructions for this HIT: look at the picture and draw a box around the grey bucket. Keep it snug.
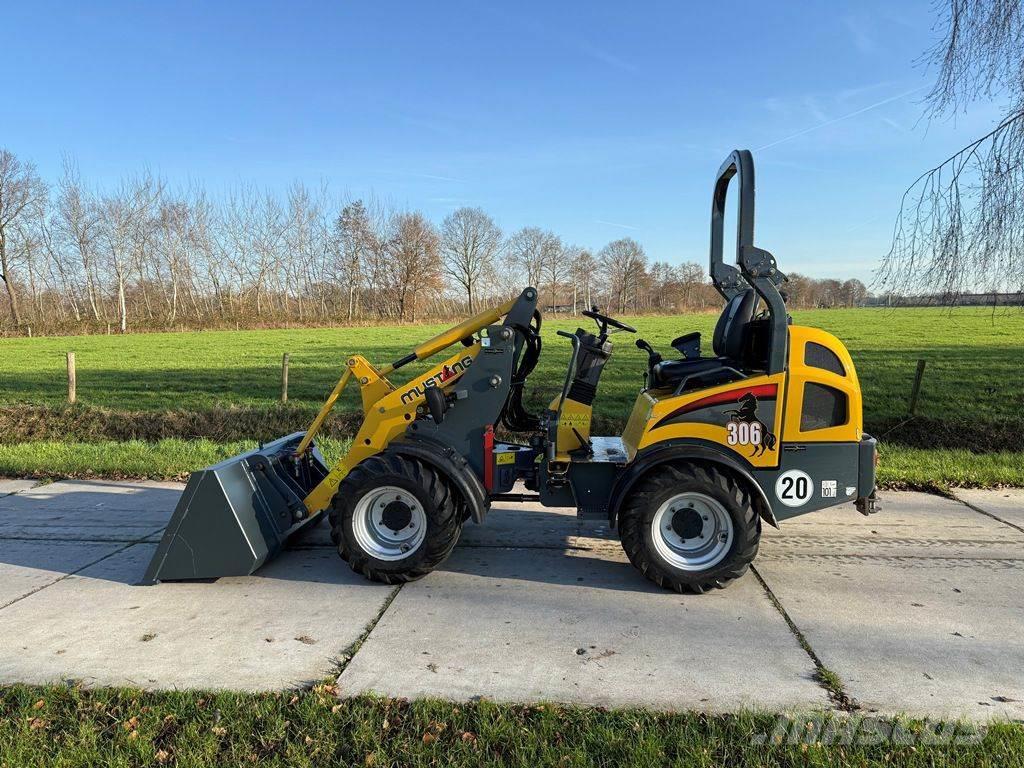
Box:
[142,432,330,584]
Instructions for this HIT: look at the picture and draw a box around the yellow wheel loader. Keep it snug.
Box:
[144,150,879,593]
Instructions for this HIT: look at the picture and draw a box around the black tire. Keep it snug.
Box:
[618,463,760,593]
[328,453,462,584]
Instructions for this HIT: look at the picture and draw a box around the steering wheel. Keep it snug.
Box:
[582,308,637,334]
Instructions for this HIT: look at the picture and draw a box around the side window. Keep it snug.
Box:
[800,383,848,431]
[804,342,845,376]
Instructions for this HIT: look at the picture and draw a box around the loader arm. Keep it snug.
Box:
[297,296,520,516]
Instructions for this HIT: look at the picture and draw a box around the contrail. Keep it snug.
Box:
[754,85,927,152]
[595,218,639,231]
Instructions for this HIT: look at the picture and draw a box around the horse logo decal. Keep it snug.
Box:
[724,392,777,457]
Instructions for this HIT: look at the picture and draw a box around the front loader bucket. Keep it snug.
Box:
[142,432,330,584]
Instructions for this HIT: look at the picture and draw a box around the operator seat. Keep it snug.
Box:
[650,288,757,391]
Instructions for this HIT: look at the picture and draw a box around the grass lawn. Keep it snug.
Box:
[1,307,1020,427]
[0,307,1021,486]
[1,683,1020,768]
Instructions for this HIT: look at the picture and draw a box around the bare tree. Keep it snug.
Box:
[440,207,502,312]
[840,278,869,307]
[335,200,372,321]
[598,237,647,313]
[879,0,1024,297]
[539,233,567,310]
[55,158,103,322]
[566,246,597,313]
[676,261,706,309]
[0,149,46,326]
[506,227,556,296]
[99,173,160,333]
[385,211,441,321]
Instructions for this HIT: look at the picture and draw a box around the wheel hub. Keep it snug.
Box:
[381,500,413,531]
[670,508,704,540]
[651,491,734,571]
[351,486,427,561]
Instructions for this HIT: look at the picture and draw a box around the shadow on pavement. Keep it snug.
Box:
[0,481,640,591]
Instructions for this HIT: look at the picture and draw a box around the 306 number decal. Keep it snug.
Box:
[727,421,763,446]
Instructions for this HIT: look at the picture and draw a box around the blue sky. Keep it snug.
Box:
[2,1,1003,283]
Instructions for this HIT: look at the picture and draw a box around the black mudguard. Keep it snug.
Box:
[608,440,778,529]
[388,436,490,523]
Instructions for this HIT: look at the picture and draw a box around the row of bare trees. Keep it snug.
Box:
[0,149,867,336]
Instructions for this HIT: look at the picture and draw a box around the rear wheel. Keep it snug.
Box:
[619,463,759,593]
[329,453,462,583]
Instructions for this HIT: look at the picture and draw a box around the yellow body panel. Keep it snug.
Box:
[620,391,654,460]
[781,325,863,442]
[634,372,787,468]
[548,393,594,461]
[619,325,863,464]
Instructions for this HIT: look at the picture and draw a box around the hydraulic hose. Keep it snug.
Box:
[499,309,543,433]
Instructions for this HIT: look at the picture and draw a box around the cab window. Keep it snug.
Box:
[804,341,845,376]
[800,382,848,431]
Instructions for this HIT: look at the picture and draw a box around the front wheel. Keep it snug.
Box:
[618,463,760,593]
[329,453,462,584]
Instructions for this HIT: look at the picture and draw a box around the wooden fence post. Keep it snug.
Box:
[67,352,77,404]
[281,353,290,403]
[908,359,926,415]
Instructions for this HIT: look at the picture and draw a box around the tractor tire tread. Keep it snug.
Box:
[619,462,759,594]
[329,453,462,583]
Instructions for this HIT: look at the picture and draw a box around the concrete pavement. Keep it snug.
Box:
[0,478,1021,721]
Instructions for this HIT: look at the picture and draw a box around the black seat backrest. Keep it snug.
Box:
[711,289,756,360]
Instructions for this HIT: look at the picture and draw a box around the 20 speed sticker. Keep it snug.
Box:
[775,469,812,507]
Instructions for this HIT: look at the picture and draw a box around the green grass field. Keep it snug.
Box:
[1,683,1020,768]
[3,308,1022,423]
[0,307,1022,486]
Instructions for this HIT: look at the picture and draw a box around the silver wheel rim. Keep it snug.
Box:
[651,492,734,571]
[352,485,427,561]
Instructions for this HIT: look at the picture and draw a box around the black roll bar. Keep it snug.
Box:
[709,150,790,375]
